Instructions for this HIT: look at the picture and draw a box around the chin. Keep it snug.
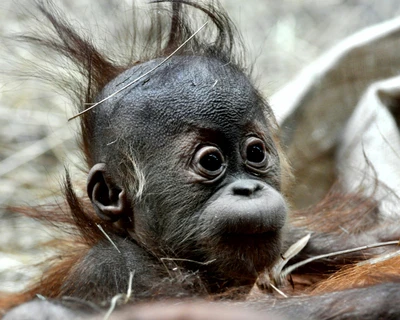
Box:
[203,231,283,279]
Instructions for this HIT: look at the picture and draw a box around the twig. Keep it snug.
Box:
[357,248,400,266]
[69,21,209,121]
[160,257,216,266]
[160,257,215,278]
[269,283,288,298]
[271,233,311,281]
[103,271,135,320]
[96,224,121,254]
[278,240,400,282]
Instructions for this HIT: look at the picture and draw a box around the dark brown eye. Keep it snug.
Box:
[193,146,225,179]
[247,143,265,163]
[243,137,268,171]
[200,152,222,172]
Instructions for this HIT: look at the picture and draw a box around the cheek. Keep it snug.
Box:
[133,172,213,240]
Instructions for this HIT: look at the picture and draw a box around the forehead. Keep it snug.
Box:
[97,56,265,138]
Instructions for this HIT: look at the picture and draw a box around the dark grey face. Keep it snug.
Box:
[87,55,287,286]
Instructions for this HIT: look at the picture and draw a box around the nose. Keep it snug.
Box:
[230,179,264,197]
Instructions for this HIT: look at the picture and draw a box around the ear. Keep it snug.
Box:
[87,163,129,222]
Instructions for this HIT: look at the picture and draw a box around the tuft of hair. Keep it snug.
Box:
[22,0,246,168]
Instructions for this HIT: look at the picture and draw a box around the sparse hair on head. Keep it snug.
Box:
[24,0,247,168]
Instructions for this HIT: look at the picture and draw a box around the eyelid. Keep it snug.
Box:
[190,145,227,183]
[242,136,269,174]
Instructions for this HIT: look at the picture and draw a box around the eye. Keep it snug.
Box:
[193,146,225,180]
[243,137,268,171]
[247,143,265,163]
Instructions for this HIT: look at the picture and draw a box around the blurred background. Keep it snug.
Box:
[1,0,400,292]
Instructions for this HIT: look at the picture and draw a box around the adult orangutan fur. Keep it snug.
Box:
[2,1,400,320]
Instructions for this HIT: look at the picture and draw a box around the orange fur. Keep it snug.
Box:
[311,255,400,294]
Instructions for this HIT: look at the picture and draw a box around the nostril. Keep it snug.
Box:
[233,187,252,196]
[231,180,263,197]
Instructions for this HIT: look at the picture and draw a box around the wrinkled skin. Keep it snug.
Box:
[84,56,287,292]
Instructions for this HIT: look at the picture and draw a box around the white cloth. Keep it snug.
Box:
[271,17,400,215]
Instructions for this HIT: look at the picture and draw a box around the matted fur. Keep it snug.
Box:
[2,0,400,317]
